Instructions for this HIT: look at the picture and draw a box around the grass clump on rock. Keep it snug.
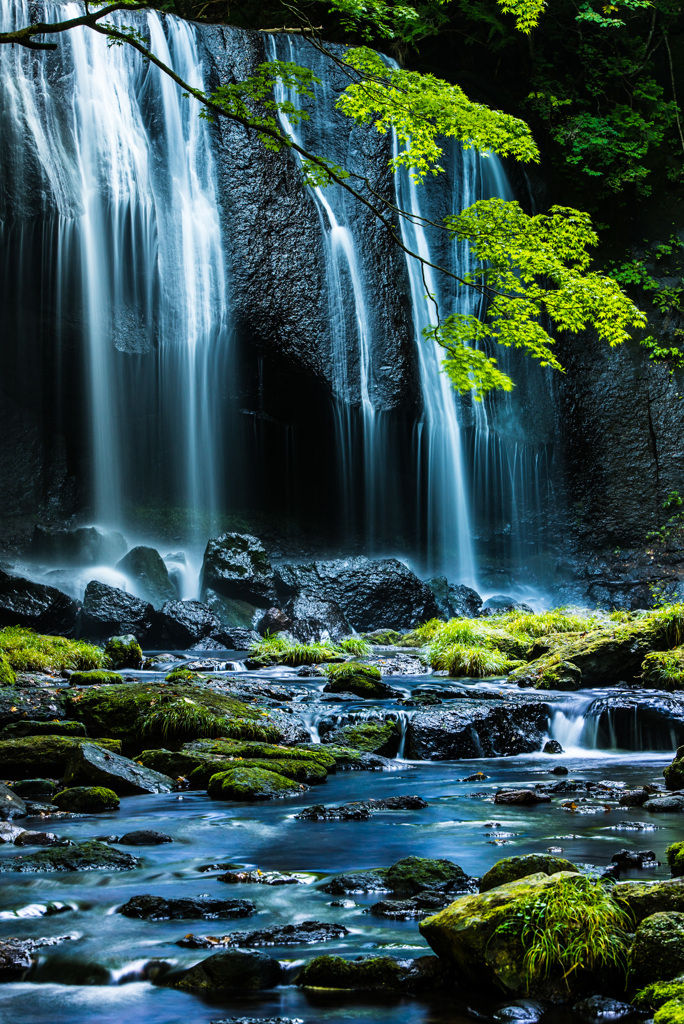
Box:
[0,655,16,686]
[507,875,633,992]
[139,694,281,746]
[668,843,684,877]
[336,636,372,657]
[0,626,106,673]
[643,649,684,691]
[323,662,394,698]
[104,635,142,669]
[634,977,684,1011]
[70,670,124,686]
[248,633,342,667]
[655,1000,684,1024]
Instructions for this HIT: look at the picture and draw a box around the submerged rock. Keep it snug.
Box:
[296,796,427,820]
[118,895,255,920]
[0,840,140,872]
[79,581,154,642]
[178,921,349,948]
[296,953,450,993]
[0,569,78,634]
[172,948,282,992]
[118,830,173,845]
[64,742,175,796]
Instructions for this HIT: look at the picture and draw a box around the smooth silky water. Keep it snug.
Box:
[0,664,677,1024]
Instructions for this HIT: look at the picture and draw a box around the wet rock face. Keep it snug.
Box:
[0,782,27,821]
[64,743,175,796]
[425,578,483,619]
[79,581,154,642]
[201,533,277,607]
[155,599,224,649]
[172,947,283,993]
[480,854,580,893]
[0,840,140,873]
[115,546,176,607]
[274,556,440,631]
[0,569,79,634]
[178,920,349,949]
[405,699,549,760]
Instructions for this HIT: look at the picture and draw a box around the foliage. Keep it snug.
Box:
[642,648,684,691]
[648,603,684,648]
[0,627,106,673]
[495,876,633,991]
[325,660,381,682]
[139,694,280,743]
[337,636,373,656]
[436,200,646,398]
[249,633,342,665]
[429,641,512,677]
[487,607,599,637]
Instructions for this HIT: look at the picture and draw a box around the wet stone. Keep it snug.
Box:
[178,920,349,948]
[612,849,657,868]
[217,869,311,886]
[573,996,640,1022]
[118,830,173,846]
[495,789,551,805]
[117,895,256,920]
[295,796,427,821]
[14,831,70,847]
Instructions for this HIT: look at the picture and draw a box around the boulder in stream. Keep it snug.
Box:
[0,735,121,779]
[425,577,483,619]
[406,699,548,760]
[322,719,402,756]
[79,581,154,642]
[0,782,27,821]
[665,745,684,790]
[323,856,469,896]
[118,894,255,920]
[178,920,349,948]
[207,765,307,800]
[172,948,282,992]
[52,786,120,812]
[104,634,143,669]
[0,840,140,872]
[630,912,684,984]
[201,533,277,606]
[480,854,580,892]
[64,742,175,795]
[0,935,74,982]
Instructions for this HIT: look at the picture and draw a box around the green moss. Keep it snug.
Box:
[104,636,143,670]
[63,681,279,748]
[304,744,384,769]
[643,649,684,691]
[207,765,305,800]
[668,844,684,878]
[0,840,137,873]
[430,642,514,678]
[185,737,336,767]
[0,720,86,739]
[385,856,466,894]
[0,655,16,686]
[248,634,343,667]
[664,746,684,791]
[323,662,394,698]
[164,668,204,684]
[52,786,120,812]
[630,912,684,984]
[137,740,334,788]
[654,999,684,1024]
[633,978,684,1011]
[487,608,599,638]
[508,655,582,691]
[328,720,400,756]
[70,670,124,686]
[297,954,404,990]
[191,756,327,787]
[0,735,121,779]
[0,626,105,673]
[480,854,580,893]
[361,629,403,645]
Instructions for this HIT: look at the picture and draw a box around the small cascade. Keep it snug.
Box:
[547,692,684,752]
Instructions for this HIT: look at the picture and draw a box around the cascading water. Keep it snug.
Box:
[0,0,230,542]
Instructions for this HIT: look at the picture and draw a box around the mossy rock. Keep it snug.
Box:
[633,977,684,1011]
[0,627,105,673]
[664,746,684,791]
[420,871,586,998]
[62,681,279,750]
[69,670,124,686]
[615,879,684,922]
[0,655,16,686]
[668,844,684,878]
[327,720,401,756]
[643,649,684,692]
[185,738,336,768]
[361,630,403,645]
[0,735,121,779]
[0,719,86,739]
[10,778,58,799]
[164,668,204,684]
[104,635,143,670]
[301,744,390,770]
[173,948,282,992]
[191,757,327,788]
[207,766,305,800]
[480,854,580,893]
[385,856,466,895]
[630,912,684,984]
[52,786,120,812]
[324,663,396,699]
[508,620,666,690]
[297,954,405,990]
[655,999,684,1024]
[0,840,139,873]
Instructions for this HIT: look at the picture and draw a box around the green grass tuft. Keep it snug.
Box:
[0,627,106,673]
[337,636,372,657]
[249,633,342,666]
[429,642,512,678]
[139,695,280,744]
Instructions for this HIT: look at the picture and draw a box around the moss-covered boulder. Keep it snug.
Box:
[510,620,668,690]
[668,844,684,879]
[0,626,105,673]
[207,766,306,800]
[615,879,684,921]
[665,746,684,791]
[69,670,124,686]
[631,913,684,984]
[0,719,86,739]
[184,737,335,768]
[0,735,121,779]
[62,681,281,750]
[480,854,580,893]
[297,955,406,991]
[0,840,139,872]
[10,778,57,799]
[64,742,174,795]
[643,649,684,691]
[633,976,684,1011]
[323,663,397,699]
[362,630,403,645]
[104,634,143,670]
[655,999,684,1024]
[137,740,334,789]
[323,856,467,896]
[0,656,15,686]
[173,948,282,993]
[420,872,598,998]
[194,757,326,787]
[326,720,401,756]
[300,743,393,770]
[52,786,120,812]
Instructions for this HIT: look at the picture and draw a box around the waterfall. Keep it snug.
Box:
[0,0,230,539]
